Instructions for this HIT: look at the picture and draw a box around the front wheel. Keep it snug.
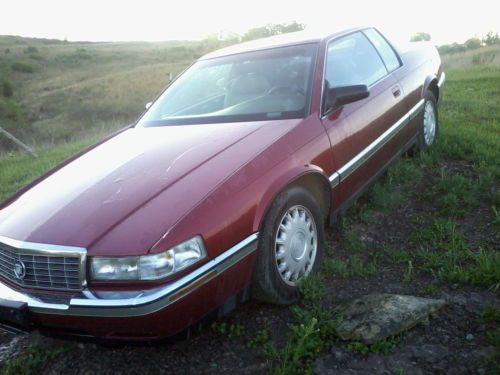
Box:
[252,186,325,304]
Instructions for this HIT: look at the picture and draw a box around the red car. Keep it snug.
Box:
[0,27,444,340]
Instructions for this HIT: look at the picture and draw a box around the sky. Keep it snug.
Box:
[0,0,498,46]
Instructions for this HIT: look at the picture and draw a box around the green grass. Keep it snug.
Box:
[322,255,378,279]
[0,345,65,375]
[0,139,94,200]
[420,283,440,296]
[264,276,338,375]
[211,321,244,338]
[482,304,500,323]
[346,336,401,355]
[0,35,230,148]
[411,220,500,289]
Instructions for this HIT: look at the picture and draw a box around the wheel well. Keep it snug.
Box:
[288,173,331,221]
[428,79,439,102]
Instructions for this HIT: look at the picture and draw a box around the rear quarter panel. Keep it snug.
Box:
[394,42,442,107]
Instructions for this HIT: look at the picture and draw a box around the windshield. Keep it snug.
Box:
[137,43,318,126]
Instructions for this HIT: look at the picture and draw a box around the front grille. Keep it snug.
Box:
[0,242,84,291]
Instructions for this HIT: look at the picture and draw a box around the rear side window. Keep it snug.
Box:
[363,28,401,72]
[325,32,388,88]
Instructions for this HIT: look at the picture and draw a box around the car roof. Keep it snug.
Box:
[199,26,365,60]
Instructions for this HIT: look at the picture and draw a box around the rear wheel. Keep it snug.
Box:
[408,91,438,157]
[418,91,439,150]
[252,186,325,304]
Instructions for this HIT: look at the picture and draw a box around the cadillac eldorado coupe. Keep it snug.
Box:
[0,26,444,340]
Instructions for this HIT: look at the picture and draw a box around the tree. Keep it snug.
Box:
[243,21,305,42]
[482,31,500,45]
[464,37,482,50]
[410,32,431,42]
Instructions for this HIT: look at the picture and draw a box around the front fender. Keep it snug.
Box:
[252,164,330,232]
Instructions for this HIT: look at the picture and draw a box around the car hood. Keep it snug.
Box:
[0,121,296,251]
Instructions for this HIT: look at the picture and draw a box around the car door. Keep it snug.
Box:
[321,30,407,210]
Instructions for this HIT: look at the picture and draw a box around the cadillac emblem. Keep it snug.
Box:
[14,260,26,280]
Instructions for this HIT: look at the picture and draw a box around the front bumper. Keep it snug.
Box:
[0,233,258,338]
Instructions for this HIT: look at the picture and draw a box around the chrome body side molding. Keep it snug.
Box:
[329,99,425,187]
[437,72,446,88]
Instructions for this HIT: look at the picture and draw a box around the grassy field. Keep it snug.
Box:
[0,41,499,374]
[0,35,223,148]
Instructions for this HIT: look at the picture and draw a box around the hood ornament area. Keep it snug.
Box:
[14,260,26,280]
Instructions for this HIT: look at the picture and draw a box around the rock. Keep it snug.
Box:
[333,349,345,361]
[466,333,474,341]
[407,344,450,363]
[335,294,446,344]
[452,294,467,306]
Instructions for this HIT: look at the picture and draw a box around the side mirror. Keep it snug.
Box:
[145,102,152,109]
[324,84,369,115]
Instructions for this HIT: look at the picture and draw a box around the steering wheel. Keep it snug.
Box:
[267,86,306,96]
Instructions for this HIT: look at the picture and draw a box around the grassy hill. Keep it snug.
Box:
[441,43,500,69]
[0,35,221,148]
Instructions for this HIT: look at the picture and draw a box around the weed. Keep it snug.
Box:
[420,283,440,296]
[267,318,322,375]
[465,249,500,289]
[11,61,35,73]
[486,329,500,347]
[414,221,500,288]
[482,304,500,323]
[211,321,244,338]
[402,260,414,284]
[0,139,94,201]
[322,256,377,279]
[247,329,271,349]
[433,173,479,217]
[411,220,468,253]
[373,246,413,266]
[0,98,25,125]
[346,336,401,355]
[369,181,404,212]
[2,81,13,98]
[262,276,338,375]
[29,54,43,61]
[492,206,500,228]
[23,46,38,54]
[293,275,338,342]
[1,345,65,375]
[340,229,368,253]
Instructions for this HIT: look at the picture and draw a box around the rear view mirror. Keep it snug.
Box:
[324,83,369,115]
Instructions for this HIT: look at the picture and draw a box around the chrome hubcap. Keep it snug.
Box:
[423,101,436,146]
[274,205,317,286]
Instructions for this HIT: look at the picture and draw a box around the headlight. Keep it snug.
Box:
[90,236,206,281]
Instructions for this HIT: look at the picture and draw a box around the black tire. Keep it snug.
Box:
[252,186,325,305]
[417,91,439,152]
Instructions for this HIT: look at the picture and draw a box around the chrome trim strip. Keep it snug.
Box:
[437,72,446,88]
[0,236,87,289]
[408,98,425,120]
[0,233,259,318]
[0,236,86,254]
[329,172,340,188]
[329,99,424,186]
